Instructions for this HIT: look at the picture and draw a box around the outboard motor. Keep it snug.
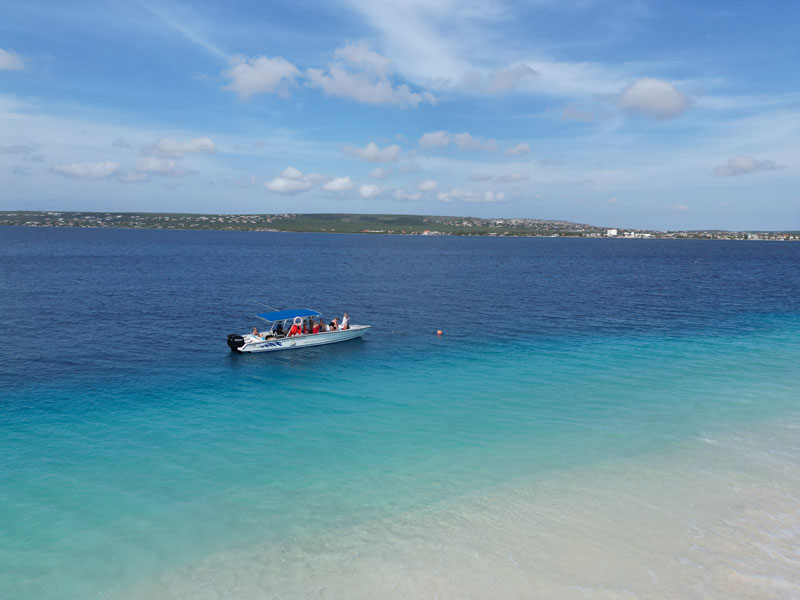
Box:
[227,334,245,351]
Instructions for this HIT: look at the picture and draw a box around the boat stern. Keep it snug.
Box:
[227,333,245,351]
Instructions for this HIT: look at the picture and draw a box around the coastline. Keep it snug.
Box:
[2,212,797,241]
[117,414,800,599]
[1,223,796,242]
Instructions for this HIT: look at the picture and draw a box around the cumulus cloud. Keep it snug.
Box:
[418,131,498,152]
[51,161,120,180]
[417,179,437,191]
[494,173,529,183]
[419,130,451,149]
[437,187,506,203]
[713,156,781,177]
[223,55,300,100]
[0,48,25,70]
[306,41,437,108]
[359,184,381,198]
[453,133,498,151]
[368,167,391,179]
[343,141,402,162]
[143,137,216,158]
[264,166,318,194]
[394,188,422,201]
[135,156,177,174]
[323,176,355,192]
[505,142,530,156]
[617,78,691,120]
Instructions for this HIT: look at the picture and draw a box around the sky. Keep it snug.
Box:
[0,0,798,230]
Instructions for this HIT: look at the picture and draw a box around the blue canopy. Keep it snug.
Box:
[256,308,321,322]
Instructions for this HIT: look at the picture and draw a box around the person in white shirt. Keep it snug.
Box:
[341,312,350,330]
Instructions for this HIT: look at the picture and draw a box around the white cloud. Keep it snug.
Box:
[418,130,498,152]
[437,187,506,203]
[617,78,691,120]
[453,132,498,151]
[334,41,392,76]
[0,48,25,71]
[469,173,492,182]
[143,137,216,158]
[265,177,313,194]
[419,130,452,148]
[135,156,177,173]
[713,156,781,177]
[223,55,300,100]
[670,203,689,211]
[359,184,382,198]
[118,172,149,183]
[488,64,537,93]
[494,173,529,183]
[51,161,119,180]
[281,165,304,180]
[505,142,530,156]
[323,176,355,192]
[417,179,437,191]
[306,41,437,108]
[369,167,391,179]
[264,166,317,194]
[394,188,422,201]
[343,141,402,162]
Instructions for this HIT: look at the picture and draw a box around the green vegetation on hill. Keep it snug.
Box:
[1,211,797,240]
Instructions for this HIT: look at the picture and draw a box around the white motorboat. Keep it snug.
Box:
[227,308,369,353]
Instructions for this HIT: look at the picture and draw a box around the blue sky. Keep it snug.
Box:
[1,0,797,229]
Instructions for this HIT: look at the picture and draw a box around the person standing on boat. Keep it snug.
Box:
[287,321,301,337]
[312,320,320,334]
[341,313,349,330]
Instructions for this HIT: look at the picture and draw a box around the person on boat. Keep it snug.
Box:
[273,322,285,337]
[287,321,302,337]
[329,318,339,331]
[312,320,320,334]
[302,320,308,334]
[252,326,260,337]
[341,313,349,330]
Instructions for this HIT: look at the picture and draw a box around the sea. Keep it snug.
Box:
[1,226,799,599]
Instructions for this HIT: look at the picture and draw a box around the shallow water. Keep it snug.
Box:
[1,228,798,598]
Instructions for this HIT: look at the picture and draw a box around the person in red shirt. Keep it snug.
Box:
[302,320,308,334]
[287,322,301,337]
[312,320,320,334]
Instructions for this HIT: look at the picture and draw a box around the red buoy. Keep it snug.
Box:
[436,330,443,335]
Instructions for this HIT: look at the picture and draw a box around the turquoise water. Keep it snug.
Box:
[1,228,799,598]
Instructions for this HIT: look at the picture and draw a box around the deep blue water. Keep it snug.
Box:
[1,227,799,599]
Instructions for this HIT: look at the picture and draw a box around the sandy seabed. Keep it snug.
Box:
[121,417,800,600]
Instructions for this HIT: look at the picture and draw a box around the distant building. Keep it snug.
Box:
[607,229,618,237]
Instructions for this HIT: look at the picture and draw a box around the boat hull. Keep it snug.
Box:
[230,325,370,353]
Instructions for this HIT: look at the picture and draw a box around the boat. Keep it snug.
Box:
[227,308,370,353]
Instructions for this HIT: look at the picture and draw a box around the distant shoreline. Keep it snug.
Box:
[1,211,797,241]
